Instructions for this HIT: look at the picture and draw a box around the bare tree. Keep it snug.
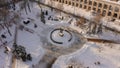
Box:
[19,0,32,14]
[93,13,103,24]
[0,0,21,36]
[88,13,103,34]
[0,7,12,36]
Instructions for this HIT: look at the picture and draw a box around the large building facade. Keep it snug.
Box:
[51,0,120,19]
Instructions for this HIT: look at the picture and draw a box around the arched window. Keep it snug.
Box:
[72,2,74,6]
[59,0,61,3]
[69,1,71,5]
[98,3,102,8]
[76,3,78,7]
[113,13,118,18]
[80,4,82,8]
[104,4,108,9]
[84,0,87,4]
[115,6,119,12]
[88,6,91,10]
[94,2,97,6]
[84,5,87,9]
[93,7,96,11]
[80,0,83,2]
[102,10,106,16]
[89,1,92,5]
[65,1,67,4]
[108,12,112,16]
[97,9,101,13]
[109,5,113,11]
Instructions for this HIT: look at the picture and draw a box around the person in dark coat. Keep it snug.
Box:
[1,34,6,38]
[27,54,32,61]
[45,10,48,15]
[23,20,30,25]
[34,24,37,28]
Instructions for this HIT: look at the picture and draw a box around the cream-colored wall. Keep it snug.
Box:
[49,0,120,20]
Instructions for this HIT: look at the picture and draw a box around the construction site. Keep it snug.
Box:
[0,0,120,68]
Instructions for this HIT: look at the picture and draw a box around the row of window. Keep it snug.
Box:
[54,0,120,12]
[52,0,120,19]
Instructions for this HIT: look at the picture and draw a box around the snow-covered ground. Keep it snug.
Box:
[0,1,120,68]
[52,42,120,68]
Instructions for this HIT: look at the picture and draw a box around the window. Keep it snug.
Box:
[88,6,91,10]
[59,0,61,2]
[69,1,71,5]
[113,13,118,18]
[108,12,112,16]
[94,2,97,6]
[93,8,96,11]
[80,4,82,8]
[97,9,101,13]
[84,0,87,4]
[84,5,87,9]
[115,6,119,12]
[80,0,83,2]
[102,10,106,16]
[98,3,102,8]
[109,5,113,11]
[89,1,92,5]
[104,4,107,9]
[76,3,79,7]
[65,1,67,4]
[72,2,74,6]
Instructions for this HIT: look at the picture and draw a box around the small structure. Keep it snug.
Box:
[4,46,11,54]
[59,28,64,37]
